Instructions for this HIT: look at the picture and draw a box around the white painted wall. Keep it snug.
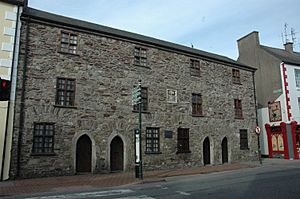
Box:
[285,63,300,122]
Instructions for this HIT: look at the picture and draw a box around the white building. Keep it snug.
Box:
[0,0,24,181]
[238,31,300,159]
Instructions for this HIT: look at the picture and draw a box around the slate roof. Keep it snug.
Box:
[261,45,300,66]
[22,7,255,71]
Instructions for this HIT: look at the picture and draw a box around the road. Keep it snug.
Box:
[12,159,300,199]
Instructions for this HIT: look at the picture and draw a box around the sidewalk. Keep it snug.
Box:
[0,162,258,197]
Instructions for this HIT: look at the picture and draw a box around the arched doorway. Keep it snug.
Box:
[203,137,210,165]
[110,136,124,172]
[76,135,92,173]
[222,137,228,164]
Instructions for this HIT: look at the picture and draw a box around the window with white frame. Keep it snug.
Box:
[295,69,300,87]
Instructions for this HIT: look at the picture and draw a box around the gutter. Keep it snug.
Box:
[16,15,30,179]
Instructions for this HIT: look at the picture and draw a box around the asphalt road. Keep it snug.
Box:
[13,159,300,199]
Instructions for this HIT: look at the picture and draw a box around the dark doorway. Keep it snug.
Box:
[76,135,92,173]
[110,136,124,172]
[222,137,228,164]
[203,137,210,165]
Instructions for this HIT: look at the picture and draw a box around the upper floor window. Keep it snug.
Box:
[146,127,160,153]
[295,69,300,87]
[190,59,201,77]
[32,123,55,154]
[133,87,148,112]
[177,128,190,153]
[232,69,241,84]
[134,47,147,67]
[56,77,76,107]
[240,129,248,150]
[60,31,78,54]
[192,93,202,116]
[234,99,243,119]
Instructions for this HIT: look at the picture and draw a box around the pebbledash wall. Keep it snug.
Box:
[10,8,257,179]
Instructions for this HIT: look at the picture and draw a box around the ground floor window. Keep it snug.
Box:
[32,123,55,154]
[146,127,160,153]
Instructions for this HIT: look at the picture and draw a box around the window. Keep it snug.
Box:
[232,69,241,84]
[298,97,300,111]
[192,93,202,116]
[177,128,190,153]
[134,47,147,66]
[240,129,248,150]
[234,99,243,119]
[56,78,76,107]
[190,59,201,77]
[133,87,148,112]
[146,127,160,153]
[295,69,300,87]
[60,31,78,54]
[32,123,55,154]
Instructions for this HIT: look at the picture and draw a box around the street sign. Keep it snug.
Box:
[132,86,141,105]
[255,126,261,135]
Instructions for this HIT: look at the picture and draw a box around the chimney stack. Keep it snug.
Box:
[284,42,293,53]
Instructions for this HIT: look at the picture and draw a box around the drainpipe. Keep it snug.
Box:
[252,71,262,164]
[1,4,21,181]
[16,16,30,178]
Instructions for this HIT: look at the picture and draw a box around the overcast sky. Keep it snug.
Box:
[28,0,300,60]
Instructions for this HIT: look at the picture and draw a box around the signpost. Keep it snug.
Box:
[255,126,262,164]
[132,80,143,180]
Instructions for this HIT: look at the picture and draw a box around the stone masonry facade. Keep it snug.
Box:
[10,8,257,179]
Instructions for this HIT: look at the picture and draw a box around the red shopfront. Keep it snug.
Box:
[265,122,300,160]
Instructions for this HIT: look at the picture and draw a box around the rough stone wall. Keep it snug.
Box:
[10,19,257,179]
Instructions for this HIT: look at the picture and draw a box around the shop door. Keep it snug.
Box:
[222,137,228,164]
[110,136,124,172]
[76,135,92,173]
[203,137,210,165]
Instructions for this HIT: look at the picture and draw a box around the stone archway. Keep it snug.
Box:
[110,136,124,172]
[203,137,210,165]
[76,134,92,173]
[222,137,228,164]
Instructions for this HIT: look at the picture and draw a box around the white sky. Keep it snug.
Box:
[28,0,300,59]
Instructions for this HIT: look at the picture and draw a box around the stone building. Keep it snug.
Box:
[10,7,257,179]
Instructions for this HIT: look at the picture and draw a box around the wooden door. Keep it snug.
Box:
[110,136,124,172]
[76,135,92,173]
[203,137,210,165]
[222,137,228,164]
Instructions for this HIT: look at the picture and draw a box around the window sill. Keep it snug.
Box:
[132,110,150,114]
[235,117,244,120]
[133,63,151,69]
[54,105,77,109]
[31,152,56,156]
[192,114,204,117]
[58,50,80,56]
[233,82,242,85]
[240,148,249,150]
[190,75,201,78]
[145,152,162,155]
[176,150,191,154]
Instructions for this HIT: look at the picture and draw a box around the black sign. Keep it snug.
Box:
[164,130,173,138]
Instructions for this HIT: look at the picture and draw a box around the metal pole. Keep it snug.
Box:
[138,80,143,180]
[258,134,262,164]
